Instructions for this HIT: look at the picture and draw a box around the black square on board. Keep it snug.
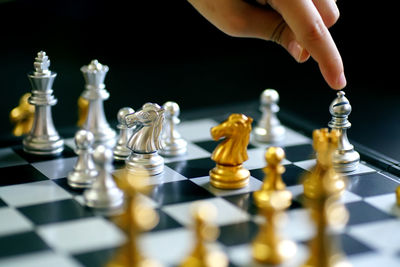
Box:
[218,221,259,247]
[250,164,308,186]
[151,208,183,232]
[347,172,399,197]
[345,201,394,226]
[0,164,48,186]
[52,177,85,196]
[0,231,50,258]
[18,199,95,225]
[12,145,76,163]
[194,140,256,154]
[147,180,214,206]
[340,233,374,256]
[166,158,214,179]
[74,247,118,267]
[283,144,314,162]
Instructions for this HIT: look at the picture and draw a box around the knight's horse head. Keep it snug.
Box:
[124,103,165,152]
[211,113,253,141]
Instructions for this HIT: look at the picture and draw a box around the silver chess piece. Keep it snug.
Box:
[80,60,116,147]
[68,129,98,188]
[328,91,360,172]
[253,89,286,143]
[125,103,165,176]
[23,51,64,155]
[159,101,187,157]
[84,145,124,209]
[113,107,135,161]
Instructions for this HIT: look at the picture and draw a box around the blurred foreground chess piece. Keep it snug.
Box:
[10,93,34,136]
[80,60,116,147]
[84,145,124,210]
[77,96,89,127]
[23,51,64,155]
[253,89,285,143]
[125,103,165,176]
[68,129,98,188]
[396,186,400,206]
[113,107,135,161]
[210,114,253,189]
[107,168,161,267]
[252,147,295,264]
[328,91,360,172]
[159,101,187,157]
[301,128,350,267]
[179,202,228,267]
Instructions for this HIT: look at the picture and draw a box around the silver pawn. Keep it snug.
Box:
[253,89,285,143]
[23,51,64,155]
[84,145,124,209]
[328,91,360,172]
[68,130,98,188]
[80,60,116,147]
[113,107,135,161]
[159,101,187,157]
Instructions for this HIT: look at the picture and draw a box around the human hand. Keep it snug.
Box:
[187,0,346,90]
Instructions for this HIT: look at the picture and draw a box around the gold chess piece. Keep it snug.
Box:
[303,128,346,199]
[209,113,253,189]
[301,128,350,267]
[108,169,161,267]
[179,202,228,267]
[77,96,89,127]
[252,147,295,264]
[10,93,35,136]
[396,186,400,206]
[253,146,291,207]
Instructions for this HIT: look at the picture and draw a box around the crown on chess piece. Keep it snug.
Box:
[81,59,109,91]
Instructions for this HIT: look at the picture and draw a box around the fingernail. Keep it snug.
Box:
[336,72,347,89]
[288,41,302,62]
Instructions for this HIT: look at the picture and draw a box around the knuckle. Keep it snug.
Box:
[303,19,328,43]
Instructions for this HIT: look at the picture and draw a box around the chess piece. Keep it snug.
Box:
[23,51,64,155]
[253,89,285,143]
[67,129,98,188]
[252,147,295,264]
[303,128,346,198]
[179,202,228,267]
[107,168,161,267]
[328,91,360,172]
[84,145,124,209]
[301,128,350,267]
[113,107,135,161]
[396,186,400,206]
[10,93,34,136]
[159,101,187,157]
[77,96,89,127]
[125,103,165,176]
[253,147,292,207]
[209,113,253,189]
[80,60,116,147]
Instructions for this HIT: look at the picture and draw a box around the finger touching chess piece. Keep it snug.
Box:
[10,93,34,136]
[209,113,253,189]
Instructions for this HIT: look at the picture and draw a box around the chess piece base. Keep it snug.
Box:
[23,135,64,155]
[160,139,187,157]
[252,239,296,265]
[113,146,131,161]
[84,186,124,209]
[210,164,249,189]
[67,170,98,189]
[333,149,360,173]
[126,152,164,176]
[253,125,285,143]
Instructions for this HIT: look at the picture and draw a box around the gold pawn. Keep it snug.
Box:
[179,202,228,267]
[10,93,35,136]
[77,96,89,127]
[108,169,161,267]
[301,129,350,267]
[209,114,253,189]
[252,147,295,264]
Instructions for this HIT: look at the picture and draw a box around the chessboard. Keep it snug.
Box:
[1,105,400,267]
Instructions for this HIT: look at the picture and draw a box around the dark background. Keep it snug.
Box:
[0,0,398,160]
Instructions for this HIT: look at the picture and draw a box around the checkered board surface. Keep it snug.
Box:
[1,116,400,267]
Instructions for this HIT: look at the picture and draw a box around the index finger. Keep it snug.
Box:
[269,0,346,89]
